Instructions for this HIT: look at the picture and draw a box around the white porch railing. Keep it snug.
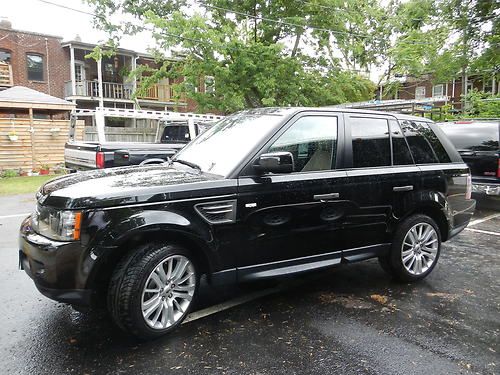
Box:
[64,80,133,100]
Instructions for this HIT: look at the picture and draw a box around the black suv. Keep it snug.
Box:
[19,108,475,339]
[439,120,499,197]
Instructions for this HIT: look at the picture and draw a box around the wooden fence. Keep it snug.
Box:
[84,126,159,142]
[0,118,84,172]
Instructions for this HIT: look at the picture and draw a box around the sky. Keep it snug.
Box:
[1,0,154,53]
[2,0,384,82]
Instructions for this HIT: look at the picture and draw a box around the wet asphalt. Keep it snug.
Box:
[0,194,499,375]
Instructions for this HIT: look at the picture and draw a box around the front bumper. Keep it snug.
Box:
[18,216,92,306]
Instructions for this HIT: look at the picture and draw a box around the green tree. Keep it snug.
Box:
[383,0,499,103]
[85,0,378,113]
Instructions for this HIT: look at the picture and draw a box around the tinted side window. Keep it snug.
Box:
[268,116,337,172]
[401,121,439,164]
[162,125,190,143]
[416,122,451,163]
[401,121,451,164]
[389,120,414,165]
[350,117,391,168]
[440,122,499,151]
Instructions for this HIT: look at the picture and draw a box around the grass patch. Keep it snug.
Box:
[0,175,57,196]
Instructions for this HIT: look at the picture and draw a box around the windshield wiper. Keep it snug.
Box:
[171,158,202,171]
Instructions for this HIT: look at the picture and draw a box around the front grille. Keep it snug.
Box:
[195,200,237,224]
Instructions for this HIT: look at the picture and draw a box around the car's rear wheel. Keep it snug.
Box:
[108,243,198,339]
[379,214,441,282]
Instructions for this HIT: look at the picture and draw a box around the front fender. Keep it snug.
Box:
[78,206,217,291]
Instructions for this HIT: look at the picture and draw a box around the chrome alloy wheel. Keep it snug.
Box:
[401,223,439,275]
[141,255,196,329]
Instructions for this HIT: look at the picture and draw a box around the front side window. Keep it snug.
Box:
[26,54,44,81]
[268,116,337,172]
[415,86,426,99]
[350,117,391,168]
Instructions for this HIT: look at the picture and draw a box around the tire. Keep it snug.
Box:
[379,214,441,282]
[107,242,199,339]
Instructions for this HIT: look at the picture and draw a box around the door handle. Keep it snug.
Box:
[393,185,413,192]
[314,193,340,201]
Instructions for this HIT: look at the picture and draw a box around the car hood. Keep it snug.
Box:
[38,165,234,210]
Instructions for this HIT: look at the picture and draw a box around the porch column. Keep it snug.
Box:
[70,45,76,98]
[97,57,104,108]
[132,55,137,110]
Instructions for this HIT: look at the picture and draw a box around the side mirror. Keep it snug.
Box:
[255,152,294,174]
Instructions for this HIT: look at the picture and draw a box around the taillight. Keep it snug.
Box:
[96,151,105,169]
[497,158,500,178]
[465,174,472,200]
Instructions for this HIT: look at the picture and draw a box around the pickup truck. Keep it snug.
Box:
[64,108,222,171]
[113,122,214,167]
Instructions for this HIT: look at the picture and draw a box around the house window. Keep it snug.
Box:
[0,50,11,63]
[26,54,44,81]
[0,50,12,86]
[432,84,444,97]
[204,75,215,94]
[415,86,426,99]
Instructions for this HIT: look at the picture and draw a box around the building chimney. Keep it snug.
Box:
[0,19,13,29]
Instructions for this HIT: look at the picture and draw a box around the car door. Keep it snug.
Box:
[341,114,420,261]
[235,112,350,280]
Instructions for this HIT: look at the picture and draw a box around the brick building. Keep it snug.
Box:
[0,20,212,115]
[382,73,498,103]
[0,20,69,99]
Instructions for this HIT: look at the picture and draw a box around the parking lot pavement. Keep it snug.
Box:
[0,194,499,375]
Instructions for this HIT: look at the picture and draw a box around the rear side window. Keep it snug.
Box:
[389,120,414,165]
[350,117,391,168]
[162,125,190,143]
[400,120,451,164]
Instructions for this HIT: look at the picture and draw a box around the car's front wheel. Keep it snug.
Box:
[379,214,441,282]
[108,243,198,339]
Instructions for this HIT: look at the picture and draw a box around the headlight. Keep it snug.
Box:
[32,205,82,241]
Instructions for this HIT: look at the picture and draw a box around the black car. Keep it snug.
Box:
[438,120,499,197]
[19,108,475,339]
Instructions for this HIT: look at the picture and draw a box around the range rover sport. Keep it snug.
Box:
[19,107,476,339]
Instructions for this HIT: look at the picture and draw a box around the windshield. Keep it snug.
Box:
[173,112,285,176]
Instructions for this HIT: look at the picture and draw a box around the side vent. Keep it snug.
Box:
[195,200,237,224]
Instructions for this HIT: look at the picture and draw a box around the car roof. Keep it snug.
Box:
[238,107,434,122]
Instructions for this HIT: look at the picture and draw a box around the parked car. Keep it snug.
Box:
[438,119,499,196]
[20,108,475,339]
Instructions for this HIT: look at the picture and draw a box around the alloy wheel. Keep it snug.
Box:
[141,255,196,329]
[401,223,439,275]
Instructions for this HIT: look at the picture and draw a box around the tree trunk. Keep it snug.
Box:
[291,31,302,57]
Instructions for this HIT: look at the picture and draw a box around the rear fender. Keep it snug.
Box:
[400,190,451,241]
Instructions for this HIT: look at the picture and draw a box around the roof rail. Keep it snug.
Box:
[72,107,224,121]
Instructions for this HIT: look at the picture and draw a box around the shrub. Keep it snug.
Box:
[1,169,19,178]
